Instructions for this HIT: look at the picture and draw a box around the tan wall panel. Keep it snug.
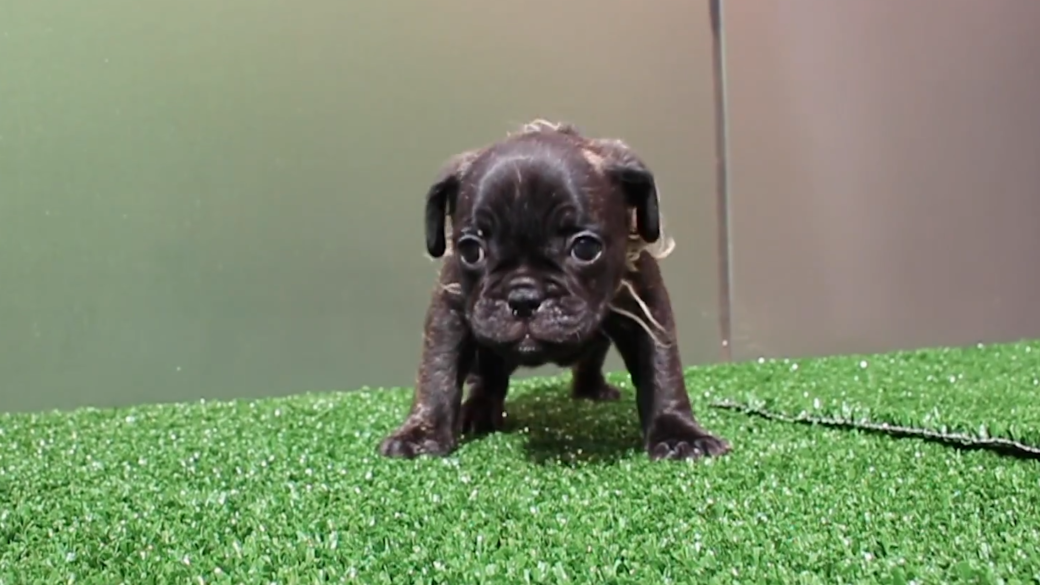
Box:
[724,0,1040,359]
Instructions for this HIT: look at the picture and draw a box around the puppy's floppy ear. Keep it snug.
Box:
[423,173,458,259]
[594,139,661,243]
[424,150,479,258]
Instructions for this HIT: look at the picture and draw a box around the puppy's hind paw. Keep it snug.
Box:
[572,378,623,402]
[378,421,456,459]
[460,395,505,435]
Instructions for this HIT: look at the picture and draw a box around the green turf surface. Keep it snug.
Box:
[1,340,1038,583]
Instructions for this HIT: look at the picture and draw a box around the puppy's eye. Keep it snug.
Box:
[456,235,486,267]
[569,233,603,263]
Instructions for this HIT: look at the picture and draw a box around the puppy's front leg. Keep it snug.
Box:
[605,262,731,461]
[459,348,513,435]
[570,334,623,401]
[379,290,475,459]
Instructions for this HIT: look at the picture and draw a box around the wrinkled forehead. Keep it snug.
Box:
[455,137,615,230]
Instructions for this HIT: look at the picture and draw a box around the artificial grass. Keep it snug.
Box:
[0,340,1037,583]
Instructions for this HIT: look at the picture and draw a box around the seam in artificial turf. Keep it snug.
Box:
[709,398,1040,460]
[697,339,1040,454]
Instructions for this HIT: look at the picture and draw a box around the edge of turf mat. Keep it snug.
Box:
[696,338,1040,458]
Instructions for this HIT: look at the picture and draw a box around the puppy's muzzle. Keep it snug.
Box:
[506,276,544,319]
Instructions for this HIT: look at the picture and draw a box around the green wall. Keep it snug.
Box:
[0,1,722,412]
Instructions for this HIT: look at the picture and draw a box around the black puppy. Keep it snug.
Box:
[379,120,731,461]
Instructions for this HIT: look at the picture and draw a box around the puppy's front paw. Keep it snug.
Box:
[572,377,623,402]
[378,420,456,459]
[460,395,505,435]
[646,413,731,461]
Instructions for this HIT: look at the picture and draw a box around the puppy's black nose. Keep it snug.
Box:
[507,278,544,318]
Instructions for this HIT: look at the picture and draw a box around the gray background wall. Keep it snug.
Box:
[2,0,1038,413]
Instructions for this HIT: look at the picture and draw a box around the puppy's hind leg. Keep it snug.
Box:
[459,349,513,436]
[570,333,623,401]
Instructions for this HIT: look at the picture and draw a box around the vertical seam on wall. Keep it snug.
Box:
[710,0,734,362]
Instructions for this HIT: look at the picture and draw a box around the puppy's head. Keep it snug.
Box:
[424,120,669,365]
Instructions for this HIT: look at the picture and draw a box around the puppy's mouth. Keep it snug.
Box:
[507,332,552,366]
[468,296,604,360]
[515,333,541,354]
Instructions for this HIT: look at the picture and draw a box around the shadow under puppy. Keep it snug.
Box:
[379,120,731,461]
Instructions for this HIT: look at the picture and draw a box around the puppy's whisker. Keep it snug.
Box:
[624,212,676,272]
[617,280,670,336]
[608,278,673,348]
[608,305,671,348]
[514,118,565,135]
[440,282,462,296]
